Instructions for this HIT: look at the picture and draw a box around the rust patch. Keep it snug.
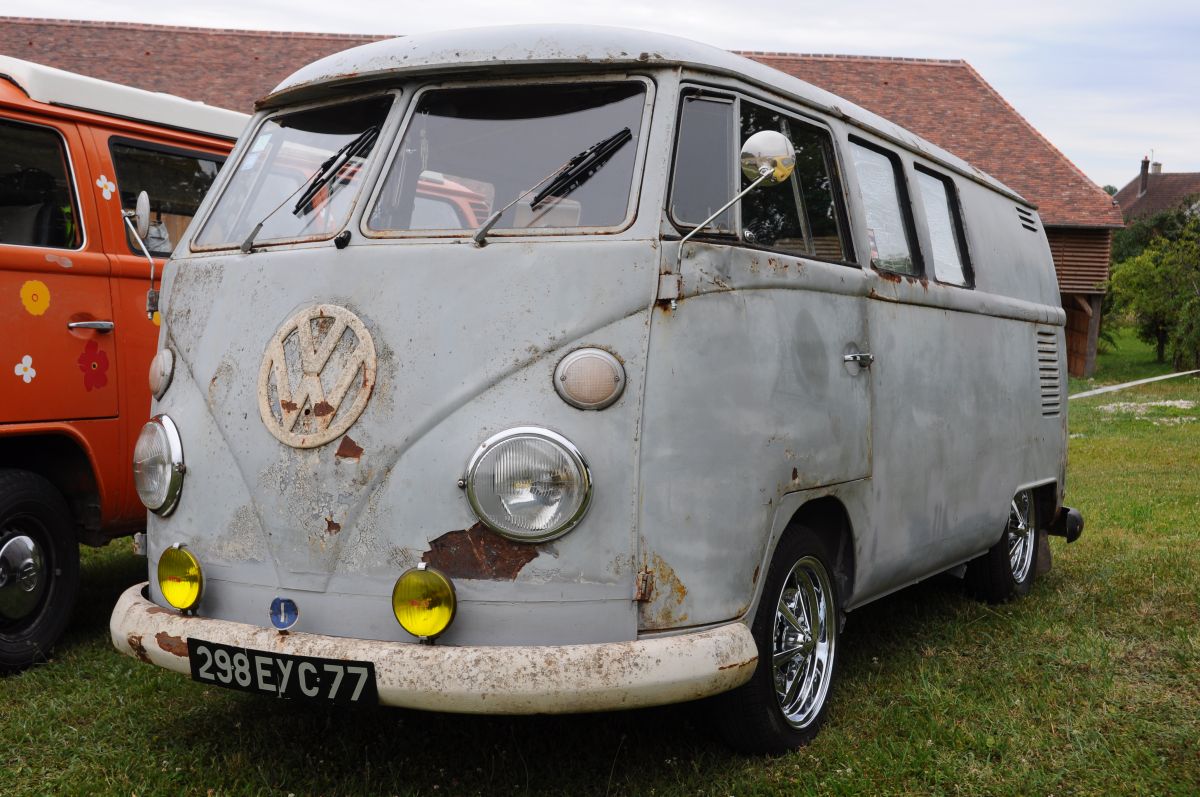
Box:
[145,606,175,616]
[638,553,689,629]
[423,522,538,580]
[280,399,299,412]
[791,467,799,481]
[127,634,151,663]
[325,516,342,534]
[877,270,902,283]
[155,632,188,657]
[752,564,761,585]
[719,657,758,671]
[312,400,335,417]
[335,435,364,460]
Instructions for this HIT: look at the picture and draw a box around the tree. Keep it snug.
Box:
[1103,184,1117,196]
[1110,213,1200,367]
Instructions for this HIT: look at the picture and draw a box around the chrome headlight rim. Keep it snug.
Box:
[138,414,185,516]
[463,426,593,544]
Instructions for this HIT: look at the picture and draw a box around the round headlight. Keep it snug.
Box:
[464,427,592,542]
[148,348,175,400]
[133,415,184,515]
[554,348,625,410]
[158,544,203,610]
[392,564,456,639]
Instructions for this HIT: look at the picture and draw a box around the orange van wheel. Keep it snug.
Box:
[0,469,80,672]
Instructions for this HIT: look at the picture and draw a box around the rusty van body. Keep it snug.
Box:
[0,57,243,671]
[110,26,1083,752]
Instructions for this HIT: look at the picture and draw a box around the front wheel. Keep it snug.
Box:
[0,469,80,672]
[967,488,1040,604]
[712,529,840,754]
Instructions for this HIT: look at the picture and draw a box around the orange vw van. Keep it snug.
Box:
[0,57,245,670]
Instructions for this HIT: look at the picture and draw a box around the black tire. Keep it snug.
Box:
[966,488,1040,604]
[711,528,840,754]
[0,469,80,672]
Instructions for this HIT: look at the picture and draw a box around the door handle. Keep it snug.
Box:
[843,352,874,367]
[67,320,115,332]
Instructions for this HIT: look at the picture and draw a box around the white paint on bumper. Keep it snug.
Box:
[109,583,759,713]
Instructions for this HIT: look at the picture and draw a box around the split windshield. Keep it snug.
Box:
[194,95,393,249]
[367,82,646,234]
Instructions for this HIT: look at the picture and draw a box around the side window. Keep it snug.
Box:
[849,140,918,275]
[670,92,735,232]
[110,140,223,256]
[914,166,971,286]
[740,102,849,261]
[0,119,81,249]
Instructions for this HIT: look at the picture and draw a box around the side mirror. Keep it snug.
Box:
[134,190,151,240]
[675,130,798,271]
[739,130,796,186]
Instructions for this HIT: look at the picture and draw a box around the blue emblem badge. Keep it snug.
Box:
[269,596,299,630]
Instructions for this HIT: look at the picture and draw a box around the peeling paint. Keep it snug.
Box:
[423,522,538,580]
[127,633,151,663]
[155,631,188,657]
[325,516,342,534]
[638,553,689,629]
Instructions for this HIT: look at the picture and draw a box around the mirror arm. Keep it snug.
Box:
[675,166,772,270]
[123,211,159,318]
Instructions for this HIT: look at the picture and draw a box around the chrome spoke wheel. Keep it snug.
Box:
[771,555,836,729]
[1006,490,1035,584]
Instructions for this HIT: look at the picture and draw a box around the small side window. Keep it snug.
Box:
[670,92,736,232]
[110,140,223,256]
[914,166,971,286]
[0,119,82,250]
[849,139,918,275]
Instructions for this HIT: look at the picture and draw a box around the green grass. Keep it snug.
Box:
[4,377,1199,796]
[1068,326,1176,395]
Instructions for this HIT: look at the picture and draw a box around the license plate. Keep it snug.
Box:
[187,638,378,704]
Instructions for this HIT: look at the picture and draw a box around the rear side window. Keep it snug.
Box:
[0,119,81,249]
[740,102,848,261]
[111,140,223,256]
[849,140,917,275]
[914,166,971,286]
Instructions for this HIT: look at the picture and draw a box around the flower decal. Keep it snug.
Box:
[96,174,116,201]
[13,355,36,383]
[77,340,109,391]
[20,279,50,316]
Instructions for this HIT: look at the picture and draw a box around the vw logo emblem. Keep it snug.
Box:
[270,596,300,631]
[257,304,377,448]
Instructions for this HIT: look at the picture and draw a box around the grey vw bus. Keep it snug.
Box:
[111,26,1083,752]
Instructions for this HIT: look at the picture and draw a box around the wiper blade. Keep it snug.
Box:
[291,126,379,216]
[472,127,633,247]
[531,127,631,209]
[239,125,379,253]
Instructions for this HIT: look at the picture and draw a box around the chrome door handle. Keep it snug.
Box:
[67,320,115,332]
[843,352,874,367]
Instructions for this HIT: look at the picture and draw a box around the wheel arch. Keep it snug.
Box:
[0,429,101,543]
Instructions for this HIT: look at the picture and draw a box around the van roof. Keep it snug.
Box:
[263,25,1025,205]
[0,55,248,140]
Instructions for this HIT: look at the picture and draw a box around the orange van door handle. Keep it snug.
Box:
[67,320,115,332]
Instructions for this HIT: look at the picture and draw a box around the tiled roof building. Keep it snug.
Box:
[1113,157,1200,221]
[0,17,1120,374]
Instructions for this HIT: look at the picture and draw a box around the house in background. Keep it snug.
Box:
[0,16,1122,374]
[1112,157,1200,222]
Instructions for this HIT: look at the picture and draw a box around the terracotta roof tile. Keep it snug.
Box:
[743,53,1123,229]
[1112,170,1200,220]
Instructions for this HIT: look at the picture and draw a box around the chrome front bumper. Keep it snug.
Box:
[110,583,758,714]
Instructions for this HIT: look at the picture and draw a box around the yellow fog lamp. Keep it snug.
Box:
[392,564,456,640]
[158,544,203,611]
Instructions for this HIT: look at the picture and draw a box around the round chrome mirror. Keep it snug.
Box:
[740,131,796,186]
[134,190,151,240]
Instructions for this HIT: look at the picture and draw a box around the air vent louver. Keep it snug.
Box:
[1036,327,1061,417]
[1016,206,1038,232]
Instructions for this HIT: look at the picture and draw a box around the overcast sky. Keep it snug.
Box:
[7,0,1198,188]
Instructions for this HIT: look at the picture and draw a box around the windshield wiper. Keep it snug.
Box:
[472,127,633,247]
[239,125,379,253]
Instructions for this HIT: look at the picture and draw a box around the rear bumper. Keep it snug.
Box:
[109,583,759,714]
